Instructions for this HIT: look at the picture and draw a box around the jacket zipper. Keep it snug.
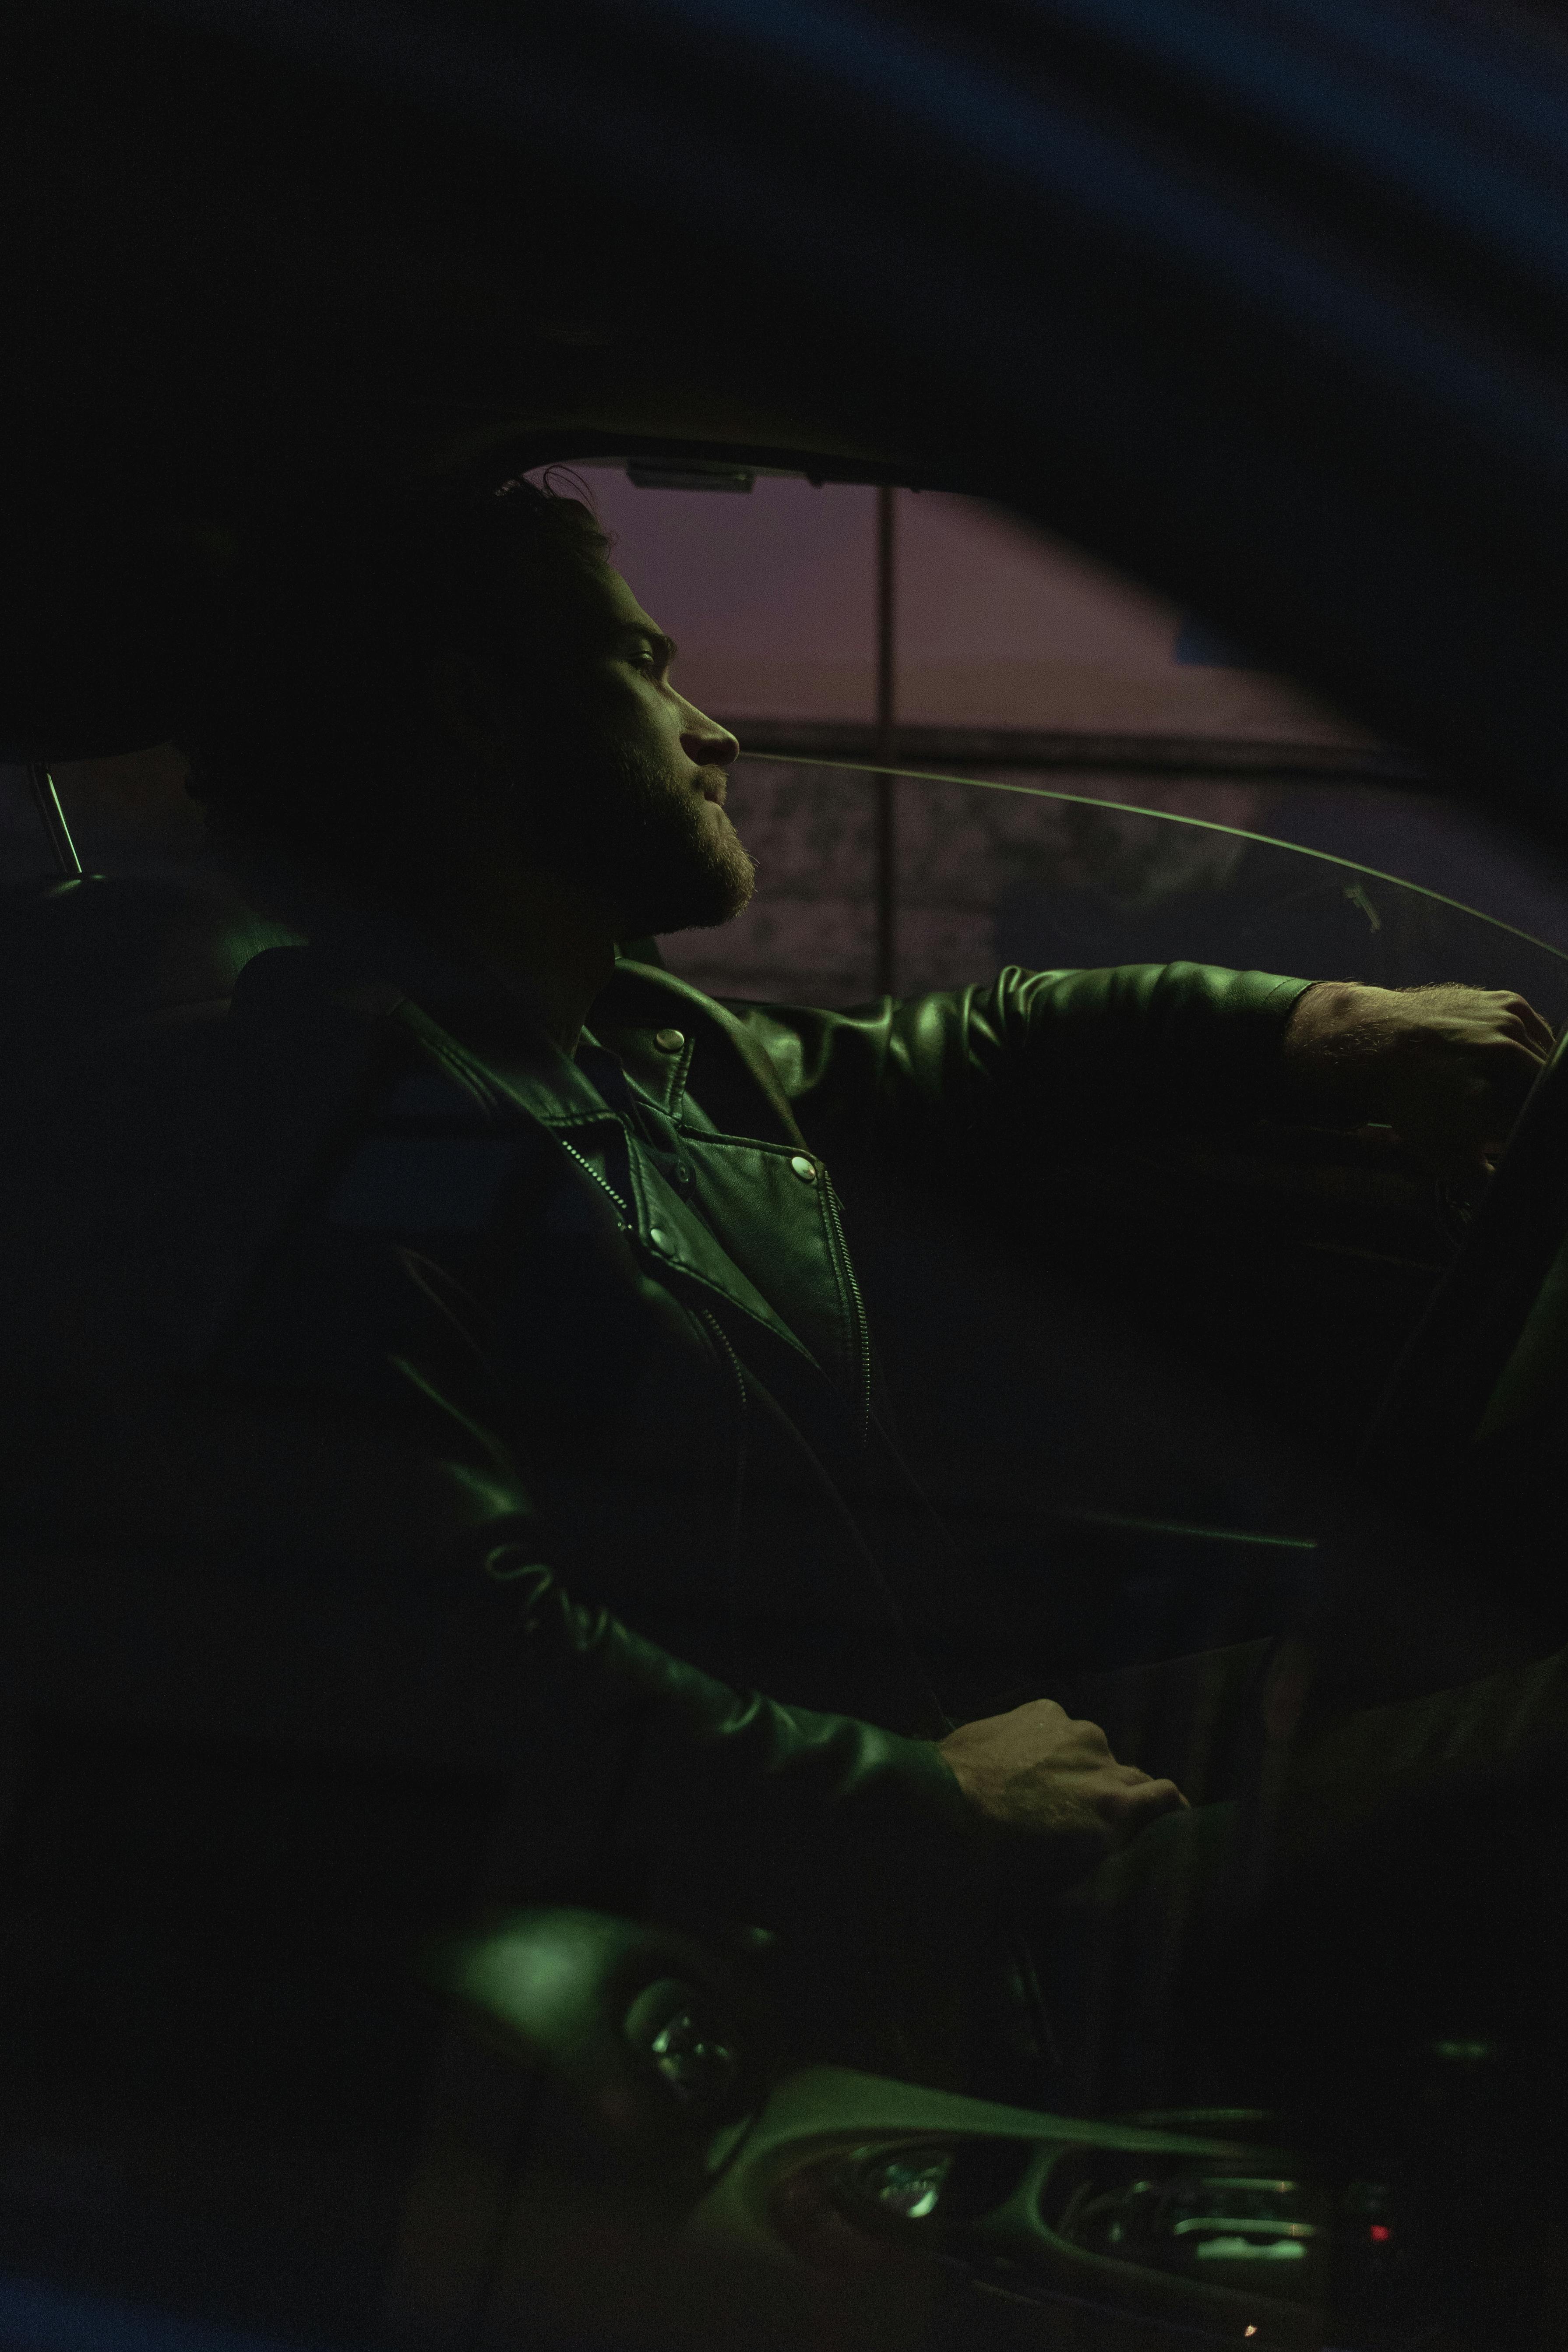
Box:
[819,1172,873,1449]
[696,1305,751,1686]
[554,1133,631,1224]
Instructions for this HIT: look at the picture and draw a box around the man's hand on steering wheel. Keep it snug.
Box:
[1281,980,1556,1183]
[938,1697,1188,1888]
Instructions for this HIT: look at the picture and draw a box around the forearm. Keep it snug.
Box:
[15,1357,994,1932]
[733,962,1313,1164]
[1000,962,1313,1142]
[497,1548,997,1930]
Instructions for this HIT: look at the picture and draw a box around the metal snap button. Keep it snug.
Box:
[654,1028,685,1054]
[789,1155,818,1183]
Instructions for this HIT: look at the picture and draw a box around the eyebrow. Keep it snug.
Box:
[613,622,679,666]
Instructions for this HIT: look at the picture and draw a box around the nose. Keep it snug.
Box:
[680,701,740,771]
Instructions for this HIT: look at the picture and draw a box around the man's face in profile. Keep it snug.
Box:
[481,562,755,941]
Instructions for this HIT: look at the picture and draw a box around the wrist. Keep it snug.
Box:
[933,1736,1012,1845]
[1278,979,1392,1125]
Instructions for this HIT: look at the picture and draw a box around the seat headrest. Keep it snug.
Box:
[0,872,297,1045]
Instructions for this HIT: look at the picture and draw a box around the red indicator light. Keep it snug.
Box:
[1369,2225,1391,2244]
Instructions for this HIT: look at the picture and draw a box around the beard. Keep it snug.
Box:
[514,734,756,939]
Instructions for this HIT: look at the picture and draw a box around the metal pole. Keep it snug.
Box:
[874,484,898,998]
[26,763,83,878]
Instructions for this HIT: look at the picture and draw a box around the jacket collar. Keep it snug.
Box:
[278,904,803,1141]
[593,958,807,1148]
[305,940,831,1380]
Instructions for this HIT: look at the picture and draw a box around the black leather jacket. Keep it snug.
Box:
[28,934,1309,1951]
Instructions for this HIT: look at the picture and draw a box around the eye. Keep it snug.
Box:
[617,633,672,681]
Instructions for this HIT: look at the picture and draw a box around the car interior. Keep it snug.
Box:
[0,431,1564,2352]
[6,1,1568,2347]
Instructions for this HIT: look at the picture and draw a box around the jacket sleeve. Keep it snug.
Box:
[390,1341,997,1934]
[725,962,1313,1166]
[488,1533,999,1937]
[6,1314,995,1948]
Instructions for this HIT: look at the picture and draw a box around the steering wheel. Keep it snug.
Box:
[1363,1023,1568,1508]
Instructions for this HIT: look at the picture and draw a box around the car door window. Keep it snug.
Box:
[566,465,1568,1015]
[6,471,1562,1028]
[660,755,1568,1024]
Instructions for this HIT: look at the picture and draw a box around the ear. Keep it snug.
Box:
[427,652,508,763]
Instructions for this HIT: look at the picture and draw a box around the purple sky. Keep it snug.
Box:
[576,472,1178,666]
[569,469,1360,739]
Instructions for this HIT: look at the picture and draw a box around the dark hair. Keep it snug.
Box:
[183,473,613,901]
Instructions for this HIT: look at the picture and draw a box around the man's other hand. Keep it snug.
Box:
[1282,980,1555,1181]
[937,1698,1188,1885]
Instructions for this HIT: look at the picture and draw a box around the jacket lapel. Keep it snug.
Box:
[597,960,808,1146]
[488,1047,827,1379]
[112,941,860,1420]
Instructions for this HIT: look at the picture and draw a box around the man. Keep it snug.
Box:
[32,473,1560,2098]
